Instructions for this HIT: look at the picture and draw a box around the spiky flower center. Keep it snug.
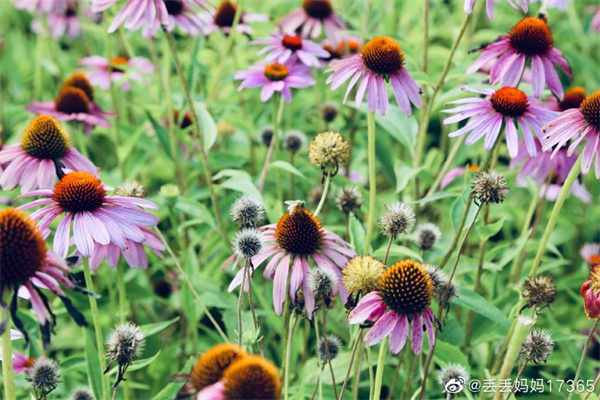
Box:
[163,0,183,15]
[264,63,289,81]
[509,17,553,56]
[222,357,282,400]
[214,0,238,27]
[0,208,46,291]
[61,72,94,101]
[490,87,529,118]
[580,90,600,131]
[54,87,90,114]
[190,344,247,391]
[559,86,586,111]
[360,37,405,75]
[347,39,360,53]
[275,207,323,256]
[378,260,433,316]
[302,0,333,19]
[591,255,600,265]
[282,35,303,51]
[109,56,129,73]
[20,115,70,159]
[53,171,106,213]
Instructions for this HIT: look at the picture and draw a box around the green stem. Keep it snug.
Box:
[403,353,420,400]
[258,95,284,196]
[34,30,43,100]
[163,29,228,243]
[424,136,464,199]
[282,273,292,400]
[366,345,374,400]
[116,263,127,323]
[567,319,599,400]
[322,307,338,399]
[423,0,429,73]
[508,186,542,283]
[83,259,110,400]
[1,307,16,400]
[365,111,377,254]
[339,328,363,400]
[314,173,331,217]
[372,337,388,400]
[528,155,582,277]
[284,314,296,400]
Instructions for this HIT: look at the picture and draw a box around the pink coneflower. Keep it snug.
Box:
[0,116,97,194]
[542,90,600,177]
[89,227,164,270]
[467,17,571,99]
[542,86,586,112]
[278,0,347,41]
[592,7,600,32]
[235,62,315,103]
[198,0,267,37]
[80,56,154,91]
[224,201,354,317]
[348,260,436,355]
[142,0,206,37]
[464,0,527,20]
[14,0,69,14]
[17,171,159,259]
[581,243,600,266]
[325,36,422,116]
[0,208,88,348]
[510,138,591,202]
[321,35,362,61]
[443,86,558,158]
[251,34,329,68]
[25,73,111,136]
[31,2,82,39]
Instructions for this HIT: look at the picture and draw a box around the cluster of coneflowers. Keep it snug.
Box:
[2,0,600,399]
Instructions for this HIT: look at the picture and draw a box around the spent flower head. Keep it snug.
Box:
[308,131,350,176]
[425,264,457,304]
[317,335,342,363]
[438,364,470,395]
[232,228,263,259]
[283,130,306,154]
[70,387,95,400]
[378,201,416,239]
[523,275,556,309]
[114,180,147,198]
[343,255,385,297]
[106,322,145,369]
[230,195,265,229]
[521,329,554,364]
[335,186,362,215]
[414,223,441,251]
[28,358,60,399]
[471,170,508,204]
[310,267,338,306]
[319,102,339,123]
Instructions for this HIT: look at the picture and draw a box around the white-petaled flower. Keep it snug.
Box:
[230,195,266,229]
[233,229,264,259]
[414,223,441,251]
[378,201,416,239]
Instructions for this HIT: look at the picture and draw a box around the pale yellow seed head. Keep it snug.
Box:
[342,255,385,296]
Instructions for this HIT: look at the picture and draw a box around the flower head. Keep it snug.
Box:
[522,275,556,309]
[319,102,339,123]
[199,0,268,37]
[283,130,306,154]
[233,228,263,259]
[309,267,338,306]
[70,387,95,400]
[27,358,60,398]
[521,329,554,364]
[308,131,350,176]
[467,17,571,98]
[471,170,508,204]
[277,0,347,41]
[581,243,600,266]
[326,36,422,115]
[438,364,470,395]
[252,34,329,68]
[414,223,441,252]
[0,115,97,193]
[235,62,315,103]
[106,322,145,368]
[581,265,600,319]
[259,126,273,147]
[343,255,385,297]
[230,195,265,229]
[425,264,457,304]
[348,260,436,355]
[80,56,154,91]
[317,335,342,363]
[190,344,247,392]
[114,180,147,198]
[378,201,416,239]
[30,2,82,39]
[542,90,600,178]
[443,86,558,157]
[335,186,362,215]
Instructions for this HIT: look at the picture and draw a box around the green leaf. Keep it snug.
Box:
[477,218,505,241]
[105,351,161,375]
[195,103,217,150]
[151,357,195,400]
[146,111,172,159]
[411,191,459,204]
[139,317,180,338]
[349,213,365,253]
[374,107,418,158]
[394,161,424,193]
[452,288,511,331]
[433,340,470,367]
[175,198,217,230]
[269,160,305,179]
[214,170,261,197]
[83,329,104,400]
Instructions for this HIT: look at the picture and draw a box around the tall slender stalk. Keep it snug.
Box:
[508,187,542,283]
[314,173,331,217]
[237,262,247,347]
[567,318,599,400]
[162,29,228,243]
[322,307,338,399]
[1,307,16,400]
[104,26,125,180]
[365,111,377,254]
[403,353,420,400]
[258,95,285,196]
[339,328,364,400]
[116,263,127,323]
[423,0,430,73]
[386,347,406,400]
[372,337,389,400]
[82,259,110,400]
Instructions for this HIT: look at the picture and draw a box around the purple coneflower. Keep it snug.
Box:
[326,36,422,116]
[224,201,355,317]
[25,73,111,136]
[464,0,527,20]
[14,0,69,14]
[142,0,206,37]
[198,0,267,37]
[348,260,437,355]
[251,34,329,68]
[89,227,164,270]
[542,86,586,112]
[0,331,34,374]
[443,86,558,158]
[80,56,154,91]
[278,0,347,41]
[321,35,362,61]
[0,208,88,347]
[510,138,591,202]
[235,62,314,103]
[467,17,571,99]
[542,90,600,177]
[17,171,159,259]
[0,116,97,194]
[31,1,81,39]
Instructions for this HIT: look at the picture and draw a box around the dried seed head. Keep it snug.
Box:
[308,131,350,176]
[343,255,385,296]
[317,335,342,363]
[424,265,456,303]
[106,322,145,367]
[70,387,95,400]
[233,228,263,259]
[521,329,554,364]
[438,364,469,394]
[28,358,60,398]
[378,201,416,239]
[335,186,362,215]
[309,267,338,304]
[159,183,180,198]
[414,223,441,251]
[230,195,265,229]
[283,130,306,153]
[319,102,339,123]
[471,170,508,204]
[523,275,556,308]
[259,126,273,147]
[114,180,147,198]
